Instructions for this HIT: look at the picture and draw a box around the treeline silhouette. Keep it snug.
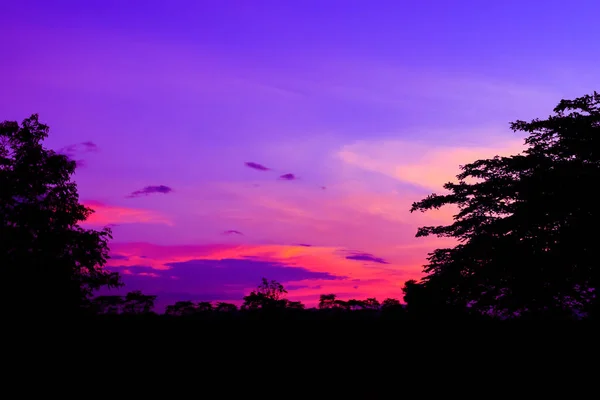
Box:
[87,277,492,321]
[89,278,446,321]
[2,91,600,321]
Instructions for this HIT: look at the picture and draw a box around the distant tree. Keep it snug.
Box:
[256,278,287,300]
[286,300,305,310]
[92,295,124,315]
[333,299,349,310]
[381,298,401,309]
[122,291,157,314]
[242,292,271,310]
[215,302,238,312]
[363,298,380,310]
[347,299,367,310]
[381,298,403,312]
[196,301,213,312]
[165,300,196,316]
[410,92,600,318]
[0,114,121,316]
[318,294,337,309]
[242,278,288,310]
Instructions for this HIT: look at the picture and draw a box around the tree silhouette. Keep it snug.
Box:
[196,301,213,312]
[122,291,157,314]
[256,278,287,300]
[0,114,121,316]
[92,292,156,315]
[286,301,305,310]
[381,298,401,309]
[92,295,124,315]
[363,298,380,310]
[215,302,237,312]
[381,298,404,315]
[318,294,337,309]
[241,292,272,310]
[401,279,449,317]
[242,278,288,310]
[165,301,196,316]
[347,299,366,310]
[410,92,600,318]
[333,299,349,310]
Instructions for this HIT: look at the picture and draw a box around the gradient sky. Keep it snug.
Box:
[2,0,599,310]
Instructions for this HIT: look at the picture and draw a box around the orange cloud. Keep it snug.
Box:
[82,201,173,227]
[108,242,427,306]
[99,136,513,307]
[337,136,526,191]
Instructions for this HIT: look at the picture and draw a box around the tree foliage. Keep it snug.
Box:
[165,301,197,316]
[215,302,238,312]
[410,92,600,318]
[0,114,121,316]
[93,291,156,315]
[242,278,289,310]
[122,291,157,314]
[318,294,337,309]
[197,301,213,312]
[381,298,402,310]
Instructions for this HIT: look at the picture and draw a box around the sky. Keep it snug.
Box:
[2,0,599,310]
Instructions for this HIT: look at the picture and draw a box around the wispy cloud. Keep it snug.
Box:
[57,141,99,156]
[245,162,270,171]
[338,137,526,191]
[57,145,77,157]
[279,173,297,181]
[81,141,98,151]
[223,230,243,235]
[345,251,389,265]
[127,185,173,198]
[56,141,99,167]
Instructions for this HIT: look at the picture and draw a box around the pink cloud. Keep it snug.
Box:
[337,136,527,191]
[107,241,427,307]
[197,180,456,250]
[82,201,173,227]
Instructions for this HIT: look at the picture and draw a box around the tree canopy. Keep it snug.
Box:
[242,278,289,310]
[0,114,121,316]
[409,92,600,318]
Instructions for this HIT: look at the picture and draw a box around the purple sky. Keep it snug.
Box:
[2,0,599,310]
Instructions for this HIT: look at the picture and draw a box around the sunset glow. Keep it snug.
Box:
[3,0,599,311]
